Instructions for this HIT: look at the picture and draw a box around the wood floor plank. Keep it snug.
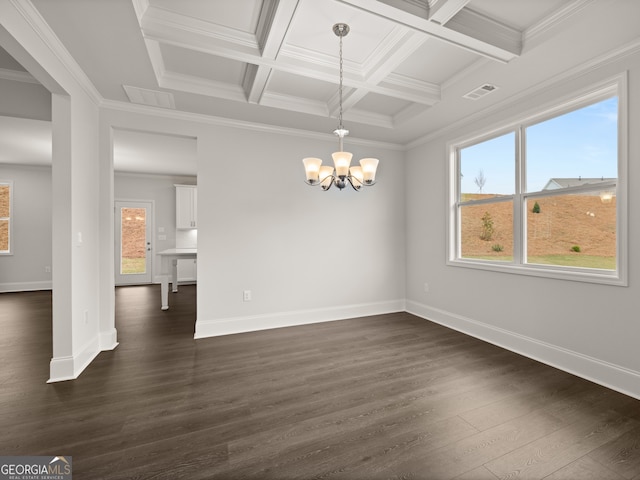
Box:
[543,456,626,480]
[1,285,640,480]
[454,466,500,480]
[485,410,639,479]
[588,424,640,479]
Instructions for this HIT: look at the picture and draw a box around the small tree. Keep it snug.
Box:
[532,201,541,214]
[474,170,487,193]
[480,211,494,241]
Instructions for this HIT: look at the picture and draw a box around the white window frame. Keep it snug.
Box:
[447,75,628,286]
[0,180,13,255]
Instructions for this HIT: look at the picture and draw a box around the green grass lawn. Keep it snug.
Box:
[121,257,146,274]
[464,254,615,270]
[527,255,615,270]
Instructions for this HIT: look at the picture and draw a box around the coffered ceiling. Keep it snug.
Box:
[1,0,640,172]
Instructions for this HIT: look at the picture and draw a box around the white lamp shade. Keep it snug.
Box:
[302,157,322,183]
[360,158,379,184]
[319,166,334,190]
[332,151,353,177]
[350,166,363,189]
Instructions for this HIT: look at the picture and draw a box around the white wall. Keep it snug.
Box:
[196,126,406,337]
[405,47,640,398]
[0,164,52,291]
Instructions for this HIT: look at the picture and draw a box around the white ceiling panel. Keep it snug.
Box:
[161,44,248,85]
[354,92,413,117]
[394,38,480,85]
[268,70,336,102]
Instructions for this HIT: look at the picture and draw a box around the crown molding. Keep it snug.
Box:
[524,0,595,47]
[0,66,38,84]
[9,0,102,105]
[99,98,404,151]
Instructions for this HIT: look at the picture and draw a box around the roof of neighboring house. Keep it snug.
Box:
[542,177,616,190]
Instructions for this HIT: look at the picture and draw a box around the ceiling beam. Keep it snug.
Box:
[245,0,299,104]
[445,8,522,56]
[428,0,471,24]
[338,0,521,62]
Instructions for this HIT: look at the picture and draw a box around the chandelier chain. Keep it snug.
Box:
[338,29,344,131]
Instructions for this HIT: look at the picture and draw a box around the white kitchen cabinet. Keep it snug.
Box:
[177,258,197,283]
[175,184,197,229]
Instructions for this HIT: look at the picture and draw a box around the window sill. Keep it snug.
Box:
[447,258,627,287]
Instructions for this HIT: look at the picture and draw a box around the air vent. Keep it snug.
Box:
[123,85,175,109]
[463,83,498,100]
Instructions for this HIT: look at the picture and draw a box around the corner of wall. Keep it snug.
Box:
[47,334,101,383]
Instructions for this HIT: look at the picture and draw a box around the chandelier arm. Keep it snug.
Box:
[303,177,335,190]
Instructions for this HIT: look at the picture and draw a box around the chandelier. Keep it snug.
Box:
[302,23,379,191]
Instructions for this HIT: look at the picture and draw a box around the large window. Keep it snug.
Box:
[0,181,12,254]
[448,79,626,285]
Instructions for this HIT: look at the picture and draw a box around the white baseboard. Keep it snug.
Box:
[406,300,640,401]
[100,328,119,351]
[0,281,52,293]
[47,335,101,383]
[195,299,406,339]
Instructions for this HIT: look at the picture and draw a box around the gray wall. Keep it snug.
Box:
[0,163,52,291]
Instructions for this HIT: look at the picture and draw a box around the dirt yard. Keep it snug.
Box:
[121,208,147,259]
[0,185,9,251]
[461,194,616,258]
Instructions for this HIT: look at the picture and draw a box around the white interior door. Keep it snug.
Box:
[115,201,153,285]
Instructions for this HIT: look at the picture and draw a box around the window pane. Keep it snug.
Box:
[0,219,8,252]
[526,97,618,192]
[120,207,147,275]
[0,184,9,217]
[526,194,615,270]
[460,131,515,200]
[460,201,513,261]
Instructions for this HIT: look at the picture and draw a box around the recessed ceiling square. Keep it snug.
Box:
[160,44,247,85]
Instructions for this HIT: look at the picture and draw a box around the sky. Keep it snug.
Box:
[460,96,618,195]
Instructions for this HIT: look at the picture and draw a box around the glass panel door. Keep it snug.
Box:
[115,201,153,285]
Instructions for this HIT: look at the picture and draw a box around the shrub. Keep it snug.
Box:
[571,245,581,252]
[492,244,503,252]
[532,201,540,214]
[480,211,494,241]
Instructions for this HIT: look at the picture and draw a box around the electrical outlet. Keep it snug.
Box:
[243,290,252,302]
[45,266,51,273]
[423,283,429,293]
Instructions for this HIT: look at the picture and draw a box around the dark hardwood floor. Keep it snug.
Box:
[1,285,640,479]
